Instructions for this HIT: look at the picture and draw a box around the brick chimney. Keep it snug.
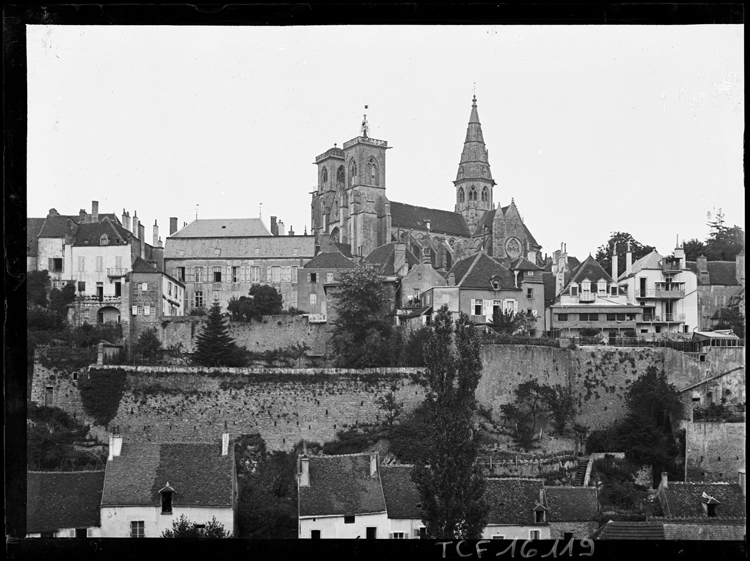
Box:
[271,216,278,236]
[122,209,128,228]
[278,220,285,236]
[139,223,146,258]
[612,250,618,280]
[221,433,230,456]
[300,455,310,487]
[625,241,633,275]
[393,243,406,275]
[153,220,159,246]
[79,209,87,223]
[132,212,140,239]
[169,217,178,235]
[123,211,131,232]
[370,453,378,478]
[92,200,99,223]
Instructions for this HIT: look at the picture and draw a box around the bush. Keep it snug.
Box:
[133,327,161,363]
[79,369,128,426]
[189,307,207,316]
[28,305,65,331]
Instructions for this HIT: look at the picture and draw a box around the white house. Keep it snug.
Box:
[380,465,427,539]
[617,245,699,338]
[26,471,105,538]
[298,452,389,539]
[100,434,237,538]
[482,478,551,540]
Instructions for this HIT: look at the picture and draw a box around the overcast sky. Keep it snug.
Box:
[27,24,743,260]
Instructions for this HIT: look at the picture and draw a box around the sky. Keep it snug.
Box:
[26,25,744,260]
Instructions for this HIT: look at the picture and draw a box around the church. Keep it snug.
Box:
[310,96,542,270]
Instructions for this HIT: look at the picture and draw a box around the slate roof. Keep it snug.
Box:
[662,521,747,540]
[567,255,614,287]
[38,213,77,238]
[545,487,599,522]
[101,442,234,507]
[542,272,557,307]
[131,256,159,274]
[686,261,740,286]
[472,207,541,251]
[660,482,746,519]
[298,453,387,517]
[597,521,666,540]
[619,250,663,280]
[170,218,272,238]
[335,243,353,258]
[390,201,471,237]
[449,252,517,290]
[364,243,420,275]
[484,479,546,526]
[27,471,105,533]
[27,218,46,256]
[380,465,422,520]
[304,251,356,270]
[72,219,132,247]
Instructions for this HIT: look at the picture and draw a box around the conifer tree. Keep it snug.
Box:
[411,306,488,539]
[192,301,242,367]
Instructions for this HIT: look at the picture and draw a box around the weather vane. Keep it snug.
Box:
[361,104,369,138]
[196,204,199,220]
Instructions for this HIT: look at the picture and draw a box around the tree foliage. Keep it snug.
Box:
[27,270,50,308]
[595,232,656,278]
[161,515,231,538]
[228,284,283,321]
[491,309,537,336]
[329,265,395,367]
[133,327,162,362]
[375,390,404,427]
[411,306,488,539]
[48,283,76,317]
[713,307,745,338]
[192,301,246,367]
[27,403,102,470]
[704,209,745,261]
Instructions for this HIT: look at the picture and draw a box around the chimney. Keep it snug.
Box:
[736,251,745,285]
[139,222,146,250]
[425,219,431,231]
[612,251,618,280]
[132,212,140,239]
[300,455,310,487]
[448,272,455,286]
[660,471,668,490]
[153,220,159,246]
[289,226,295,236]
[278,220,285,236]
[271,216,278,236]
[625,241,633,275]
[169,217,178,235]
[421,247,431,264]
[108,434,123,461]
[739,468,746,497]
[122,209,127,228]
[92,200,99,223]
[393,243,406,275]
[221,433,230,456]
[674,242,685,269]
[124,211,131,232]
[79,209,87,223]
[370,453,378,477]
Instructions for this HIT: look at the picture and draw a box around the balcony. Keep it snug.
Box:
[579,292,596,303]
[642,313,685,323]
[107,268,129,277]
[662,258,682,273]
[636,287,685,299]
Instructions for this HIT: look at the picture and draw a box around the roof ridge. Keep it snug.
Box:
[28,469,106,474]
[457,253,482,287]
[313,452,378,459]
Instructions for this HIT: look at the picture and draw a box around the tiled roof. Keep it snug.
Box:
[27,218,46,256]
[597,521,666,540]
[485,478,546,526]
[38,213,77,238]
[663,522,747,540]
[473,208,497,237]
[566,255,614,288]
[304,252,356,269]
[619,250,663,280]
[72,219,132,247]
[545,487,599,522]
[496,256,543,271]
[298,453,387,517]
[335,243,353,258]
[170,218,272,238]
[380,465,422,520]
[542,272,557,306]
[27,471,105,534]
[449,252,517,290]
[686,261,740,286]
[661,483,746,519]
[101,442,234,507]
[390,201,471,237]
[364,243,419,275]
[131,256,159,273]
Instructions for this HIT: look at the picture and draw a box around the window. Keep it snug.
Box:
[292,266,298,283]
[557,314,568,322]
[100,234,109,246]
[309,273,318,284]
[481,187,489,202]
[707,503,718,517]
[580,313,598,321]
[311,530,321,539]
[194,291,204,308]
[213,267,222,283]
[321,167,328,186]
[473,299,482,315]
[144,305,151,316]
[168,282,172,296]
[271,266,281,283]
[176,267,185,282]
[344,515,355,524]
[161,489,173,514]
[77,256,86,272]
[232,267,240,283]
[254,247,261,256]
[141,282,148,291]
[251,266,261,283]
[581,282,591,292]
[310,294,317,306]
[45,386,53,406]
[527,288,534,299]
[492,535,505,540]
[137,306,144,316]
[610,286,618,296]
[366,527,377,539]
[534,510,546,523]
[503,299,518,313]
[391,532,405,539]
[326,272,334,283]
[529,530,540,540]
[570,285,579,297]
[49,258,63,272]
[597,281,607,295]
[458,187,465,203]
[130,521,145,538]
[78,281,86,293]
[95,256,103,272]
[132,305,138,316]
[194,267,203,283]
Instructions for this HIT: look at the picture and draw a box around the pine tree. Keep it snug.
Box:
[192,301,242,367]
[411,306,488,539]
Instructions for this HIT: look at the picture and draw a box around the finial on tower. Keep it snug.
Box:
[361,105,370,138]
[472,83,477,104]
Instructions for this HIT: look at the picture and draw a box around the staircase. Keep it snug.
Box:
[573,457,590,486]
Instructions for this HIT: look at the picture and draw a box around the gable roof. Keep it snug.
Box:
[566,255,614,288]
[27,471,105,533]
[499,205,540,248]
[542,272,558,307]
[545,486,599,522]
[496,256,543,272]
[485,478,546,526]
[597,521,666,540]
[72,219,132,247]
[170,218,272,238]
[38,213,78,238]
[101,442,234,507]
[390,201,471,238]
[364,243,420,275]
[660,482,746,518]
[380,465,422,520]
[686,261,740,286]
[27,218,46,256]
[298,453,387,517]
[304,251,356,270]
[449,252,517,290]
[619,250,663,280]
[130,256,160,274]
[335,243,353,258]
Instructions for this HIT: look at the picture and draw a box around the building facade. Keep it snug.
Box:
[686,253,745,330]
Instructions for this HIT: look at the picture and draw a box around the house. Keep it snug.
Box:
[164,217,315,313]
[129,257,186,342]
[549,255,642,341]
[298,453,388,539]
[379,465,427,539]
[597,519,746,541]
[26,471,105,538]
[686,253,745,330]
[297,246,356,320]
[653,473,746,520]
[396,257,447,328]
[544,486,599,539]
[596,520,666,540]
[100,434,237,538]
[617,244,698,339]
[482,478,550,540]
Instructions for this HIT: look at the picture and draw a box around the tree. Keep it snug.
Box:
[682,238,706,262]
[713,308,745,338]
[48,283,76,317]
[500,380,549,450]
[27,403,100,470]
[595,232,656,278]
[376,390,403,427]
[398,326,431,367]
[133,327,162,362]
[329,265,395,367]
[161,515,231,538]
[491,309,537,336]
[192,301,245,367]
[625,365,683,430]
[411,306,488,539]
[542,384,577,435]
[228,285,284,321]
[27,270,50,308]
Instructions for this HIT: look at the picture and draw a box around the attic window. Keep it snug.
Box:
[491,278,501,290]
[100,234,109,246]
[534,510,546,523]
[570,285,579,297]
[707,503,718,517]
[160,483,174,514]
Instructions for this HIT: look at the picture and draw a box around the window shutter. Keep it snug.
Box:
[144,305,150,316]
[413,529,420,538]
[48,258,54,271]
[132,306,138,315]
[70,530,75,538]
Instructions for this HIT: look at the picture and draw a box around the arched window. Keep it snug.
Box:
[469,186,477,201]
[100,234,109,246]
[348,159,357,187]
[458,188,465,203]
[482,187,489,202]
[322,167,328,185]
[336,165,345,187]
[367,157,379,186]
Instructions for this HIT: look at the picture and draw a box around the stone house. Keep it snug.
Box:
[482,478,550,540]
[26,471,105,538]
[653,473,746,520]
[686,252,745,330]
[128,257,185,343]
[164,218,315,313]
[544,486,599,539]
[297,249,356,320]
[379,465,427,539]
[100,434,237,538]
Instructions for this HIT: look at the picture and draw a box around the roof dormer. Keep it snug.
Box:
[159,482,175,514]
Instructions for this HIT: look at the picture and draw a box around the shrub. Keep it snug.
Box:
[79,369,128,426]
